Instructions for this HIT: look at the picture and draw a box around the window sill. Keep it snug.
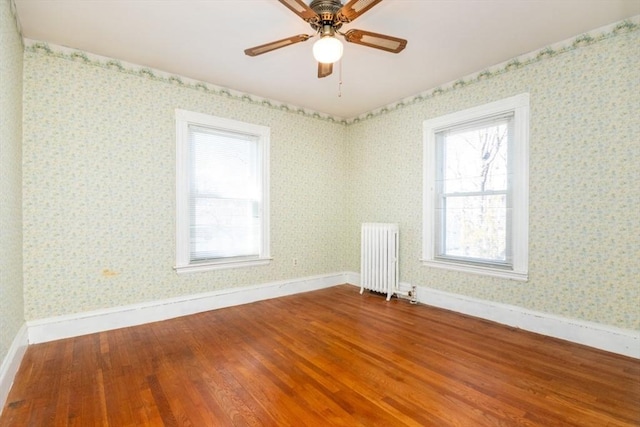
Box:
[174,257,272,274]
[421,259,528,282]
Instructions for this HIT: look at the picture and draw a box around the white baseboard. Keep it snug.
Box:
[0,323,28,411]
[415,285,639,359]
[28,272,349,344]
[349,273,640,359]
[344,271,360,286]
[21,271,640,358]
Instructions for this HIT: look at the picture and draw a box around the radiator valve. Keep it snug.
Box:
[410,285,418,304]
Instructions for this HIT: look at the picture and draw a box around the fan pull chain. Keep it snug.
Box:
[338,59,343,98]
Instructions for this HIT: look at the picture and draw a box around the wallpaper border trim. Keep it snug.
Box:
[22,39,347,125]
[350,17,639,123]
[22,16,639,124]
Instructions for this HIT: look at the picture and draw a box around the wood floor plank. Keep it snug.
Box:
[1,285,639,426]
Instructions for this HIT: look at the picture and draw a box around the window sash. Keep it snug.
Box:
[189,196,261,262]
[188,125,261,262]
[436,192,511,264]
[434,116,513,267]
[422,93,529,281]
[175,109,270,273]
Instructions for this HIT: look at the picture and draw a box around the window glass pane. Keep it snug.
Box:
[188,126,260,261]
[191,128,258,199]
[439,194,507,262]
[191,198,260,260]
[439,121,509,193]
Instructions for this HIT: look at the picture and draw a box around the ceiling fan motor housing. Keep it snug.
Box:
[309,0,344,31]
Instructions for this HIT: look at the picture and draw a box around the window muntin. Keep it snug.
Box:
[423,94,529,280]
[175,110,270,273]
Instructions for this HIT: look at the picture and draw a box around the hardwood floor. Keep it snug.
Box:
[1,284,639,426]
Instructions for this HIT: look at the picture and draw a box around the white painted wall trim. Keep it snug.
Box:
[21,272,640,356]
[28,272,349,344]
[347,273,640,359]
[0,323,28,411]
[414,285,640,359]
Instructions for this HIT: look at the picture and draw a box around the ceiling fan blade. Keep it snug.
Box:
[278,0,319,21]
[343,29,407,53]
[318,62,333,78]
[337,0,384,23]
[244,34,311,57]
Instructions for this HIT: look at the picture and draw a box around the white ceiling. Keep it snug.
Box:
[13,0,640,119]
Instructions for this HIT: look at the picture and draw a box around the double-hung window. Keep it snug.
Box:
[423,94,529,280]
[175,109,270,273]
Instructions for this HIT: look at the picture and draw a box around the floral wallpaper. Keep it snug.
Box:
[19,16,640,333]
[0,0,24,363]
[347,22,640,330]
[22,49,350,320]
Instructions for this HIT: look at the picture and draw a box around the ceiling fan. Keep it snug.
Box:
[244,0,407,78]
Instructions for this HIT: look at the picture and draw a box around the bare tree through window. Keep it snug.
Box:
[438,120,509,262]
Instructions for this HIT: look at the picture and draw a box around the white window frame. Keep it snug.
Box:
[175,109,271,273]
[422,94,529,281]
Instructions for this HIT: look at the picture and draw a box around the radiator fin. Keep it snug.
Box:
[360,223,399,301]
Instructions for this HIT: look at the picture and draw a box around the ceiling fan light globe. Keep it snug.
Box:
[313,36,343,64]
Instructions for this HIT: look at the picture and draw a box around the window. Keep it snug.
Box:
[423,94,529,280]
[175,109,270,273]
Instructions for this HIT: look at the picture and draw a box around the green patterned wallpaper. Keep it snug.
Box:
[20,17,640,332]
[347,25,640,330]
[0,0,24,363]
[22,51,350,319]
